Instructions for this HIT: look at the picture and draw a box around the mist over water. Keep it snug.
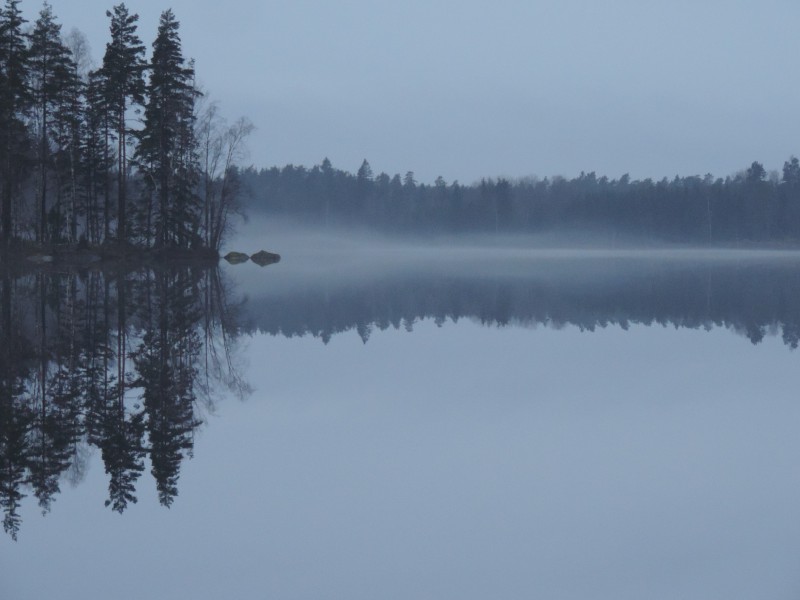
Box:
[232,215,800,272]
[228,218,800,347]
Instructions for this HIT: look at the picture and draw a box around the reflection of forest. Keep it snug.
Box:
[5,258,800,539]
[0,267,245,540]
[240,259,800,348]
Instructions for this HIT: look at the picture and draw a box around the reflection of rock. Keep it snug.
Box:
[26,254,54,264]
[250,250,281,267]
[224,251,250,264]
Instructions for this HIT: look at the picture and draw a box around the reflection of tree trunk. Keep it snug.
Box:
[0,274,12,402]
[39,274,47,418]
[203,269,211,393]
[117,276,126,411]
[1,275,10,350]
[1,164,11,247]
[103,277,110,405]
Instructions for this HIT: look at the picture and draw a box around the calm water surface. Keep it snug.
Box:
[2,235,800,599]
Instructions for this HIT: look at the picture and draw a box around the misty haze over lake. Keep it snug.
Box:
[3,220,800,600]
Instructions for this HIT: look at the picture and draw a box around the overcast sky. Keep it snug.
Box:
[30,0,800,183]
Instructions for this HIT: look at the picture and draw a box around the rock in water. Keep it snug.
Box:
[223,251,250,264]
[250,250,281,267]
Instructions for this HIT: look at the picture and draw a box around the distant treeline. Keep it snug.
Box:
[242,158,800,243]
[0,1,251,252]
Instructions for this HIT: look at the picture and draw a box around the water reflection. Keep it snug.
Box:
[0,266,245,540]
[4,256,800,539]
[238,256,800,347]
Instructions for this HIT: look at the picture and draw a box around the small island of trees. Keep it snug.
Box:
[0,0,252,260]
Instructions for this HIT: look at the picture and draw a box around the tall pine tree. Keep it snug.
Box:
[84,68,115,243]
[28,2,75,242]
[101,3,145,244]
[0,0,29,247]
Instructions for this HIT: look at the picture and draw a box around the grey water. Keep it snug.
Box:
[3,225,800,599]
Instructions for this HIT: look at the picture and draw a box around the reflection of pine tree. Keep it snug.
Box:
[135,268,201,507]
[86,274,146,513]
[98,391,145,513]
[0,275,33,540]
[0,392,32,541]
[81,271,112,444]
[28,275,84,512]
[0,265,242,535]
[28,365,83,513]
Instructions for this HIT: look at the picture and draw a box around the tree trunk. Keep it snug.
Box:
[117,102,126,243]
[39,101,49,244]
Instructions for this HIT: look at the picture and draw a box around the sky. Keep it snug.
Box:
[26,0,800,184]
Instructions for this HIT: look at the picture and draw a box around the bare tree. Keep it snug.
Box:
[196,98,252,251]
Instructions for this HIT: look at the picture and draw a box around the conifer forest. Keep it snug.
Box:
[0,1,251,256]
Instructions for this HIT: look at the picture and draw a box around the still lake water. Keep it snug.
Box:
[3,228,800,599]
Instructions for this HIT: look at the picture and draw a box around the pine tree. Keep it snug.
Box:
[84,68,115,243]
[28,2,75,242]
[0,0,29,247]
[101,3,145,244]
[53,31,86,242]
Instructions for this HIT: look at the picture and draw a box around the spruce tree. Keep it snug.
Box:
[137,10,199,248]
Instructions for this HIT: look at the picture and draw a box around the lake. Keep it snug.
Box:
[2,226,800,599]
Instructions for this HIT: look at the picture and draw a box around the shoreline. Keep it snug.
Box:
[0,242,220,274]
